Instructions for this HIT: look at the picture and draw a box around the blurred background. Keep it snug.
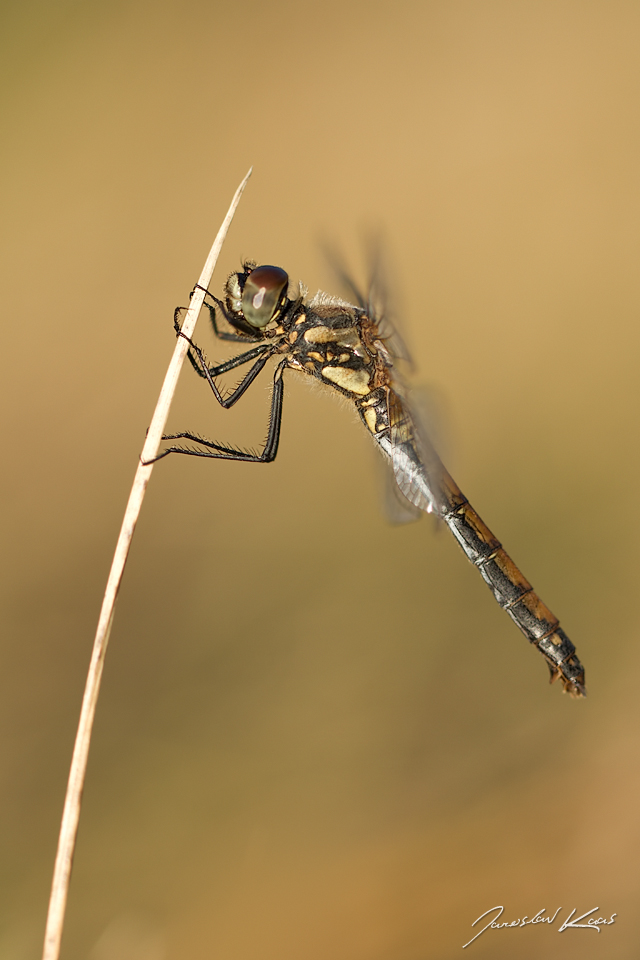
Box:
[2,0,640,957]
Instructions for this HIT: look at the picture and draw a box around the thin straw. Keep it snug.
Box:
[41,168,252,960]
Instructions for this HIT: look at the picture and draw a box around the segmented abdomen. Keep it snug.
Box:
[440,471,586,697]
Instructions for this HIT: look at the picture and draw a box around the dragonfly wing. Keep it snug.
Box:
[322,241,414,368]
[380,389,447,516]
[376,450,424,524]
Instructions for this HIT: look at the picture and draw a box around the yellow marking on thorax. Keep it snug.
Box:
[363,407,378,432]
[304,326,337,343]
[304,325,362,347]
[321,366,371,395]
[295,313,307,324]
[307,351,324,362]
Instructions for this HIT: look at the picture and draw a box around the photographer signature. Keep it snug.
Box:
[462,905,617,948]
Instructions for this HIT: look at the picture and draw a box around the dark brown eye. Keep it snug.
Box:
[241,265,289,328]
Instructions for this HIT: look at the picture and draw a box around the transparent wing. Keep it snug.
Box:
[322,240,414,368]
[382,388,448,517]
[363,238,414,368]
[372,447,424,524]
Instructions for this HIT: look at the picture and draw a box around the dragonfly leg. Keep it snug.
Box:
[175,319,274,408]
[144,360,286,465]
[200,348,275,409]
[174,308,235,381]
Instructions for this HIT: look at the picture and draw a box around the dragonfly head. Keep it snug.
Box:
[225,263,290,335]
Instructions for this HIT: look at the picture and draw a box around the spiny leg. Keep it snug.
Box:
[144,360,287,465]
[176,328,276,408]
[175,311,274,398]
[199,343,272,380]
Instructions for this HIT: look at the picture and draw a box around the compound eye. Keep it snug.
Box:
[241,265,289,328]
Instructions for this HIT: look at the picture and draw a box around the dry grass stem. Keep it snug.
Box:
[41,168,252,960]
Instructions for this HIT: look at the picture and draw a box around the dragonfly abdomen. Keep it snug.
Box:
[442,479,586,698]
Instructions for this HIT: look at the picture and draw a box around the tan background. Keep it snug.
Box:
[2,0,640,957]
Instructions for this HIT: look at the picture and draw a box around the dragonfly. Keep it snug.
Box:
[151,260,586,698]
